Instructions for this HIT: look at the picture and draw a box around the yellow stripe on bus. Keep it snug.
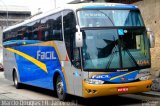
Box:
[110,71,137,81]
[6,48,48,73]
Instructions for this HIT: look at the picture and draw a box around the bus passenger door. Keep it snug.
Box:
[71,44,83,97]
[63,10,82,96]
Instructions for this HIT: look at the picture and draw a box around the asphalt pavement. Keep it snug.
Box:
[1,72,160,106]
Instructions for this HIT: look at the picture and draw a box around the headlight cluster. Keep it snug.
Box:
[139,75,150,81]
[85,79,104,84]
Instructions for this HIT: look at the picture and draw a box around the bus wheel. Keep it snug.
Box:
[13,71,21,89]
[56,75,66,101]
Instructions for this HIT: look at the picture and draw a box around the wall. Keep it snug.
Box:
[135,0,160,75]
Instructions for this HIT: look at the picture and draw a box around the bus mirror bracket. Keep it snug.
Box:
[75,25,83,47]
[147,28,155,48]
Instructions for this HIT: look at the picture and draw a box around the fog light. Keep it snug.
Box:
[85,89,97,94]
[139,75,150,81]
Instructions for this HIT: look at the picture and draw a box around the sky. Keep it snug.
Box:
[0,0,73,15]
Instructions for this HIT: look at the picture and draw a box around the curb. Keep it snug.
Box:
[139,91,160,97]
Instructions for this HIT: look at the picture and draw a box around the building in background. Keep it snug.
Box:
[0,5,31,29]
[134,0,160,75]
[0,5,31,65]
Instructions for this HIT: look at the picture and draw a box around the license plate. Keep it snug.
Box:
[117,87,128,92]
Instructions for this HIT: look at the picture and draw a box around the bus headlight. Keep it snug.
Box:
[85,79,104,84]
[139,75,150,81]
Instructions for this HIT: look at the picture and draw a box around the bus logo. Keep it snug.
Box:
[37,50,57,60]
[92,74,110,79]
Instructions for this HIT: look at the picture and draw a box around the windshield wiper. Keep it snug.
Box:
[106,36,119,69]
[106,35,140,70]
[106,47,116,69]
[121,41,140,68]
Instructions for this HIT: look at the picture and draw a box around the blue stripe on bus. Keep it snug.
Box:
[3,40,42,46]
[91,71,139,83]
[82,5,137,9]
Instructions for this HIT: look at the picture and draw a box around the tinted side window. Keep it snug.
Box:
[32,20,40,40]
[3,12,63,46]
[17,26,25,40]
[3,31,10,42]
[63,10,80,68]
[40,13,62,41]
[39,17,48,41]
[3,28,19,42]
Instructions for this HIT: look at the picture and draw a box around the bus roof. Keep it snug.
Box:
[71,3,138,9]
[3,3,138,32]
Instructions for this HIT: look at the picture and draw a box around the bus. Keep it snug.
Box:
[3,3,155,101]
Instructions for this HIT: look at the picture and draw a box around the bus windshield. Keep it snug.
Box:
[77,9,144,27]
[82,28,151,71]
[78,9,150,71]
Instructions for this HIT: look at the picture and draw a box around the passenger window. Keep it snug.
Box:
[40,18,48,41]
[32,20,40,40]
[40,13,63,41]
[3,12,63,46]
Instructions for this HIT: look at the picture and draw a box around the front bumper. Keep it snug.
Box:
[83,80,152,98]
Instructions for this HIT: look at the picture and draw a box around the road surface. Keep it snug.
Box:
[0,72,160,106]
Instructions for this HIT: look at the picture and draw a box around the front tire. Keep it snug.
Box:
[56,75,67,101]
[13,71,21,89]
